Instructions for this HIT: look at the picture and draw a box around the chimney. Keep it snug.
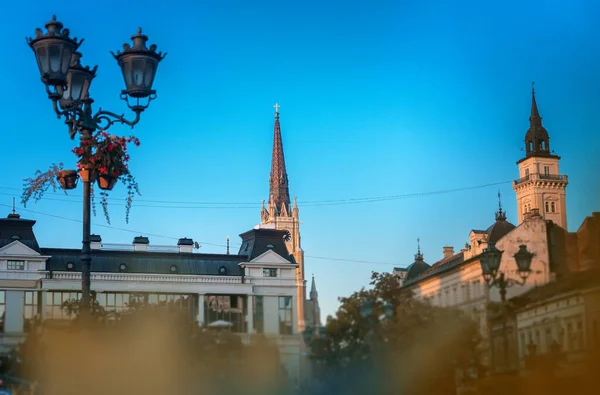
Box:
[90,234,102,250]
[177,237,194,253]
[133,236,149,251]
[443,246,455,259]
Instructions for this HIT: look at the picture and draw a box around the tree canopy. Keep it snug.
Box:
[315,272,482,395]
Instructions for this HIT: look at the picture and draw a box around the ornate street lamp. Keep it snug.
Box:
[479,243,534,302]
[26,16,165,313]
[479,243,534,372]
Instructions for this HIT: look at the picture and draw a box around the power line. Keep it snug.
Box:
[0,180,512,209]
[0,203,398,266]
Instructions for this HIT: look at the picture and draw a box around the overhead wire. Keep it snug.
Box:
[0,203,399,266]
[0,179,512,209]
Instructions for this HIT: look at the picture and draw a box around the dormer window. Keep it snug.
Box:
[11,234,20,240]
[266,244,274,249]
[263,268,277,277]
[7,260,24,270]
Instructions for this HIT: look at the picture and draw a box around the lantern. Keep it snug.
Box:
[27,16,82,88]
[480,242,503,283]
[514,244,534,280]
[111,28,166,99]
[59,52,97,110]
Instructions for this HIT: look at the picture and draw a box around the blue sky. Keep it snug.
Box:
[1,0,599,319]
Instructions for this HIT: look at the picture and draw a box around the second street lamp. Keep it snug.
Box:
[26,16,165,314]
[480,242,534,372]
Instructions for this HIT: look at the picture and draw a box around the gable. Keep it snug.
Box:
[0,240,42,257]
[249,249,292,265]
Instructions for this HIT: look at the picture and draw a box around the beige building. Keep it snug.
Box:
[398,86,575,369]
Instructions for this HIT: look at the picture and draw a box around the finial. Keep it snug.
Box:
[52,15,57,21]
[532,81,535,94]
[274,103,280,118]
[226,235,230,255]
[12,197,16,214]
[137,27,142,34]
[415,237,423,260]
[495,190,506,221]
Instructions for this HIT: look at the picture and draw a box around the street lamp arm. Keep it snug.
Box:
[94,108,142,131]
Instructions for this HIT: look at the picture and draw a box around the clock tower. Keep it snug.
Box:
[260,104,306,331]
[513,84,569,229]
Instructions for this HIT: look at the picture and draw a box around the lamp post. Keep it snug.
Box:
[26,16,165,314]
[479,243,534,372]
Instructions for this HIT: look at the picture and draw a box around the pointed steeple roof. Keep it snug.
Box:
[310,274,318,300]
[521,82,557,160]
[268,103,291,215]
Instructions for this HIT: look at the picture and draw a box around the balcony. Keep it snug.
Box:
[42,271,244,284]
[513,173,568,186]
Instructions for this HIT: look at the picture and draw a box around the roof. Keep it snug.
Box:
[0,214,40,252]
[486,218,516,244]
[238,228,294,262]
[41,248,248,276]
[512,269,600,309]
[403,251,470,287]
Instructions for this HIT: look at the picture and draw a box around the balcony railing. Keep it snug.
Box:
[42,271,244,284]
[514,173,568,185]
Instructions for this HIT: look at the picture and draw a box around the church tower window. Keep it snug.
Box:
[551,202,556,213]
[545,201,549,213]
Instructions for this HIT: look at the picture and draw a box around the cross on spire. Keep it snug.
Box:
[274,103,280,118]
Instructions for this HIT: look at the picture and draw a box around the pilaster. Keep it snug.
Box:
[247,294,254,333]
[197,294,205,326]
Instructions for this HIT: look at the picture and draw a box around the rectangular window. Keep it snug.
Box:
[254,296,264,334]
[24,291,38,332]
[46,291,81,320]
[525,168,529,178]
[263,268,278,277]
[279,296,293,335]
[544,166,550,175]
[7,260,25,270]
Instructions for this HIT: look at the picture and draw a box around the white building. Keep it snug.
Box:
[0,213,308,387]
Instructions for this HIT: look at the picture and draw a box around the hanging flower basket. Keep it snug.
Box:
[72,132,141,224]
[97,175,117,191]
[56,170,78,190]
[78,167,97,183]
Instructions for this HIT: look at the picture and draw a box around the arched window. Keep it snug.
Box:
[545,201,549,212]
[528,141,533,152]
[541,141,546,150]
[551,202,556,213]
[523,204,527,213]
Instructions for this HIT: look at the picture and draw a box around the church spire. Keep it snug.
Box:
[530,82,541,121]
[310,274,318,300]
[523,82,553,158]
[269,103,291,215]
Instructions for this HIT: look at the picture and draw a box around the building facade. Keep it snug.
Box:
[0,216,307,387]
[398,87,573,370]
